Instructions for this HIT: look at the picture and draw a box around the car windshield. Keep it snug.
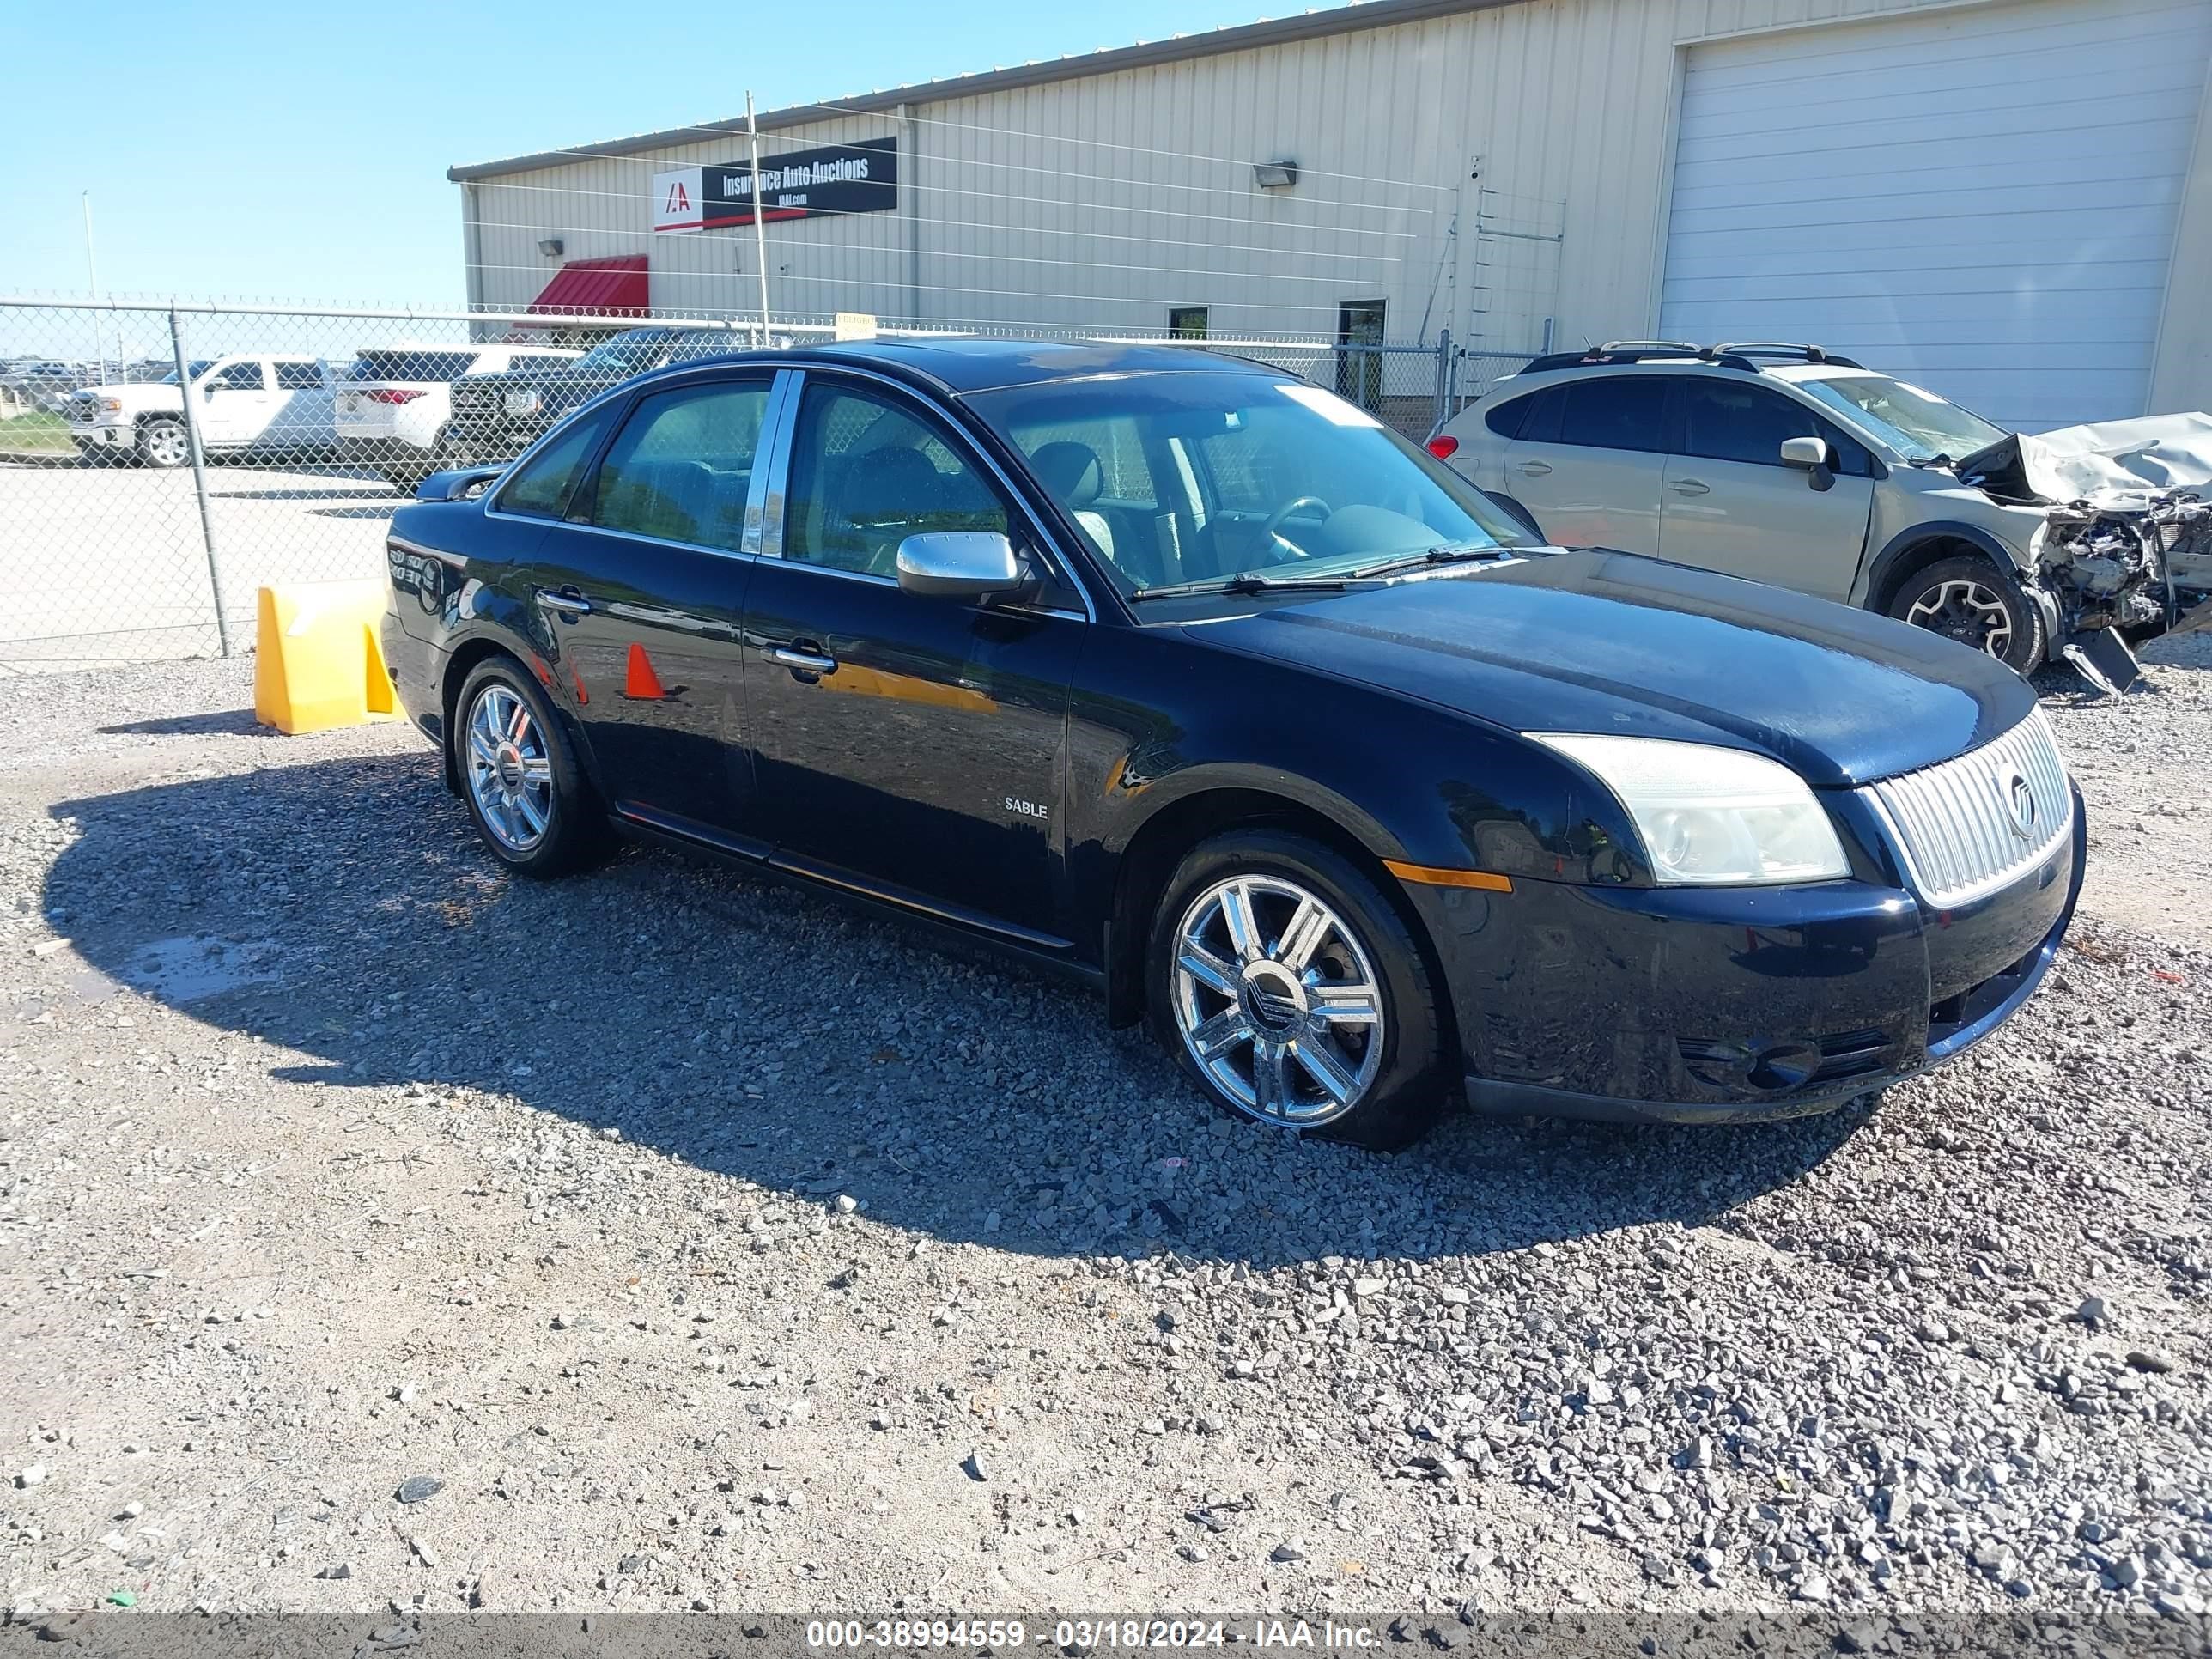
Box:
[569,336,670,376]
[161,359,215,386]
[966,374,1530,597]
[1793,372,2008,464]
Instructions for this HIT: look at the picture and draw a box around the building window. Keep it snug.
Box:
[1168,307,1210,340]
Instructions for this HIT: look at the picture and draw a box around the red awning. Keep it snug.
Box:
[526,255,648,318]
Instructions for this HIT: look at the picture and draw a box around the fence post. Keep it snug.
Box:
[1433,328,1452,435]
[167,307,231,659]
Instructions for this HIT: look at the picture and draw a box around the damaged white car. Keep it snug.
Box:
[1430,343,2210,684]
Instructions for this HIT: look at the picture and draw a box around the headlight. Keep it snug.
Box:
[503,388,541,416]
[99,397,123,413]
[1526,733,1849,885]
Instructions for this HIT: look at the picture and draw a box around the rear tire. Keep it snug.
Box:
[1887,553,2045,674]
[452,658,610,878]
[1146,830,1447,1151]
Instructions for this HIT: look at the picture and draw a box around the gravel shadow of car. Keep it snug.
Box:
[46,751,1873,1268]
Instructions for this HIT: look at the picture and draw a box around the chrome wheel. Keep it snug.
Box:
[1170,875,1385,1127]
[464,683,555,854]
[1905,578,2014,660]
[142,421,189,468]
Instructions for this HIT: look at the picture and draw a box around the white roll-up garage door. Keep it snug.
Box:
[1658,0,2212,431]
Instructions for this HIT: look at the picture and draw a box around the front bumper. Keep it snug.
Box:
[69,419,135,449]
[1424,787,2084,1125]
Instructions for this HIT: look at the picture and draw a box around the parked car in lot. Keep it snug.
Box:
[444,325,753,464]
[382,340,2081,1149]
[67,353,340,466]
[337,343,580,488]
[1430,342,2193,681]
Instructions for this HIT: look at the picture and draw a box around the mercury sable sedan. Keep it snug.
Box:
[380,340,2083,1150]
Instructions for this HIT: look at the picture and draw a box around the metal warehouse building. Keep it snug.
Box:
[451,0,2212,430]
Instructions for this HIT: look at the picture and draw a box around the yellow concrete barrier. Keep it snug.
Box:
[253,580,401,735]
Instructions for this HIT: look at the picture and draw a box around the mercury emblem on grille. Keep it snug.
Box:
[2007,773,2037,839]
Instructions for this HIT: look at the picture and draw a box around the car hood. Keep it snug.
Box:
[1189,550,2037,787]
[76,383,178,408]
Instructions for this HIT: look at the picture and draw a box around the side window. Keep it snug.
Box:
[207,361,267,392]
[1484,394,1536,440]
[587,380,768,552]
[782,384,1010,576]
[497,402,620,520]
[1680,381,1813,466]
[1554,377,1668,453]
[274,361,325,391]
[1680,380,1877,477]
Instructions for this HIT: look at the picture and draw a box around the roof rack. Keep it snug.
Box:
[1701,342,1864,369]
[1520,339,1705,373]
[1518,339,1864,376]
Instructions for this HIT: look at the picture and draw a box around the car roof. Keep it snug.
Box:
[643,337,1277,396]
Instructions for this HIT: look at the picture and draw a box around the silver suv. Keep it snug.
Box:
[1431,343,2177,676]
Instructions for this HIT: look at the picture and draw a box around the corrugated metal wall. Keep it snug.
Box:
[460,0,2096,351]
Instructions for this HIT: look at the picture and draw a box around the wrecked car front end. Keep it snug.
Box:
[1958,416,2212,689]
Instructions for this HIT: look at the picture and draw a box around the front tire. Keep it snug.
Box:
[453,658,608,878]
[1887,554,2045,673]
[1146,830,1447,1151]
[137,416,190,469]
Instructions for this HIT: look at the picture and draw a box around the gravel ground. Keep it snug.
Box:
[1,642,2209,1627]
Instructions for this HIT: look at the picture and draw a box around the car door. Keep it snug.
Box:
[197,358,274,446]
[522,371,780,841]
[739,372,1085,945]
[1660,380,1878,602]
[1501,374,1670,554]
[265,358,337,457]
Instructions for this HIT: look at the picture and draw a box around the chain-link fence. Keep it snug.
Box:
[0,295,1528,672]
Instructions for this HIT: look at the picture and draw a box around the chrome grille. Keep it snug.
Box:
[1861,709,2072,909]
[448,380,507,423]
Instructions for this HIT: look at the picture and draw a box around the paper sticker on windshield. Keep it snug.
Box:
[1276,384,1383,428]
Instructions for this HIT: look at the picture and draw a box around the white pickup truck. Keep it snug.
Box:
[66,354,341,468]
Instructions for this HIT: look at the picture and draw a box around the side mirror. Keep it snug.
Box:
[896,531,1031,602]
[203,382,222,398]
[1779,435,1832,470]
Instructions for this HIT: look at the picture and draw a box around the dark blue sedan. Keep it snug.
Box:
[380,339,2081,1149]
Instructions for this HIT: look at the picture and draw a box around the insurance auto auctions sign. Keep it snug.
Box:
[653,138,898,233]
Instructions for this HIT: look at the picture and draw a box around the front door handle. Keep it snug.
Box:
[769,643,838,676]
[1670,479,1711,497]
[1516,461,1552,477]
[535,586,592,616]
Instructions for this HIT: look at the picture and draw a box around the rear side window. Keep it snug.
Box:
[587,380,769,552]
[497,403,620,520]
[1484,394,1537,440]
[1554,377,1669,453]
[274,361,325,391]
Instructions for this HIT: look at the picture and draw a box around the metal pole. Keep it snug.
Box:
[168,307,231,659]
[1433,328,1451,435]
[746,92,772,346]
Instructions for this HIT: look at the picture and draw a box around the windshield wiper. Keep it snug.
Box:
[1351,544,1515,579]
[1129,571,1379,601]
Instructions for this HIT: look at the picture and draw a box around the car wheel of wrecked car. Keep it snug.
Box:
[1889,554,2045,674]
[1146,830,1445,1152]
[453,658,608,878]
[137,416,190,470]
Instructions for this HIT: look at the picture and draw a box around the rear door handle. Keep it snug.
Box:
[535,586,592,616]
[1516,461,1552,477]
[769,643,838,676]
[1670,479,1711,496]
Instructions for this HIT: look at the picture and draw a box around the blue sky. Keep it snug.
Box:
[3,0,1283,306]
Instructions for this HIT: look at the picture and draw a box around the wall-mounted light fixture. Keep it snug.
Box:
[1252,161,1298,190]
[538,238,564,258]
